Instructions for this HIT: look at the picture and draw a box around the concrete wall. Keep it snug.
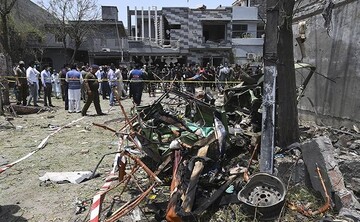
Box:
[233,6,258,20]
[293,0,360,127]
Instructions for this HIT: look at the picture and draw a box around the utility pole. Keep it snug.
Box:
[260,0,279,174]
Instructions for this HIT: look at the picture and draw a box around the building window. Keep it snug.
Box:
[232,24,248,38]
[170,24,181,29]
[202,23,226,43]
[257,24,265,38]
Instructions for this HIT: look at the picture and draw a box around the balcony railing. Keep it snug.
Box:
[232,31,258,39]
[128,36,180,50]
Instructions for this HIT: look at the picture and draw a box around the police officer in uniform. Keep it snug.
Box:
[81,64,106,116]
[14,61,28,105]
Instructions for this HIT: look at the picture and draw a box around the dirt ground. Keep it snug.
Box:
[1,88,359,222]
[0,91,159,222]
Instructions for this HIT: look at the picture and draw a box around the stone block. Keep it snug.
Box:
[301,136,360,212]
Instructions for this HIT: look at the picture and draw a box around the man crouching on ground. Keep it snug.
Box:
[81,64,106,116]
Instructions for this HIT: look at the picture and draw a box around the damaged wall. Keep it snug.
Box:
[293,0,360,127]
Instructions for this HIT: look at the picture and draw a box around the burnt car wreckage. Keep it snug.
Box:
[82,63,358,222]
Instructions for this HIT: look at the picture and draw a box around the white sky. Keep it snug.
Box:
[38,0,235,28]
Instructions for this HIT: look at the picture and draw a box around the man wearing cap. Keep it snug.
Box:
[81,64,106,116]
[14,61,28,105]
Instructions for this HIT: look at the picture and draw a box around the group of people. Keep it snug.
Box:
[13,61,148,116]
[12,60,261,116]
[62,63,148,114]
[137,62,262,95]
[14,61,61,107]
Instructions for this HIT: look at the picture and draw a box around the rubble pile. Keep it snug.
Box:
[86,86,360,222]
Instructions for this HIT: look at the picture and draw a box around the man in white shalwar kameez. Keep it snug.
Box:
[65,64,83,113]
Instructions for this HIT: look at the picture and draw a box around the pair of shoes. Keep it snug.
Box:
[97,112,107,116]
[81,113,87,116]
[68,111,74,113]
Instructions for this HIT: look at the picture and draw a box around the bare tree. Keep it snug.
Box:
[0,0,17,54]
[40,0,99,64]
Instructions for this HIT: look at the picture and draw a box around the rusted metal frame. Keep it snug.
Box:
[104,192,142,221]
[95,119,159,164]
[287,164,331,216]
[106,153,171,222]
[311,164,331,215]
[102,163,141,197]
[105,183,157,222]
[126,151,162,183]
[102,151,162,197]
[113,89,135,132]
[90,97,164,221]
[128,173,145,193]
[99,160,151,219]
[118,163,140,197]
[117,151,127,181]
[244,143,260,182]
[92,123,118,133]
[91,127,161,183]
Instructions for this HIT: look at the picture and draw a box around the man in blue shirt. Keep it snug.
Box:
[129,64,146,106]
[66,64,83,113]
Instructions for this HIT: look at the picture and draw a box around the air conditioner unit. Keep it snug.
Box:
[101,48,110,52]
[246,53,256,60]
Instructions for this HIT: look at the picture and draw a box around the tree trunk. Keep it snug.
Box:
[0,53,10,110]
[70,40,81,64]
[276,0,300,148]
[0,14,10,54]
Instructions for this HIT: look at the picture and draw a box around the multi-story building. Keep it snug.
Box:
[18,1,264,70]
[126,3,264,67]
[231,6,264,64]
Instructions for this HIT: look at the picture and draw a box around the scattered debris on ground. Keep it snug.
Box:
[80,88,360,221]
[1,87,359,222]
